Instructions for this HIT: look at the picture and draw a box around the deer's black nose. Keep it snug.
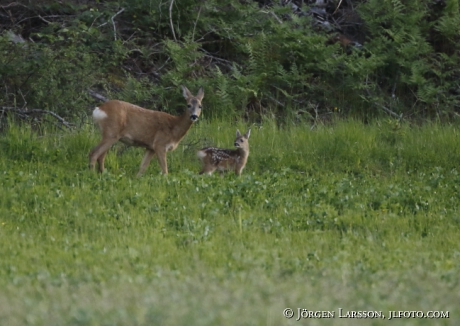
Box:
[190,114,199,121]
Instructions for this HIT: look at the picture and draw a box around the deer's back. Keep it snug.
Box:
[96,100,176,143]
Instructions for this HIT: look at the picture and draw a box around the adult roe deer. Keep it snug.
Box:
[197,129,251,175]
[89,86,204,176]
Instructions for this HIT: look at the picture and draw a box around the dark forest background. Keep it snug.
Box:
[1,0,459,126]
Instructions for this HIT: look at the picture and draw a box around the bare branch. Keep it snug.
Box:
[375,103,402,120]
[199,49,234,69]
[97,21,108,28]
[332,0,344,15]
[88,89,109,103]
[26,109,73,128]
[169,0,177,42]
[0,2,26,9]
[267,95,285,107]
[192,6,202,42]
[111,8,125,41]
[156,57,171,72]
[38,15,52,24]
[1,107,73,129]
[195,31,214,43]
[364,81,402,120]
[261,10,283,24]
[16,15,76,26]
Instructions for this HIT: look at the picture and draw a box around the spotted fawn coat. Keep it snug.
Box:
[197,129,251,175]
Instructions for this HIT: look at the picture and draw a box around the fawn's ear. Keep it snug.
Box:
[244,129,251,139]
[236,129,242,138]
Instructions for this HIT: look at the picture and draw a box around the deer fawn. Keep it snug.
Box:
[197,129,251,175]
[89,86,204,176]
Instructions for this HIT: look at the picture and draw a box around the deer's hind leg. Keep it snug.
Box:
[89,137,119,172]
[199,164,217,175]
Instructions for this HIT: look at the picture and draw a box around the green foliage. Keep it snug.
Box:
[435,0,460,40]
[1,0,460,122]
[116,76,157,107]
[358,0,460,116]
[0,3,128,118]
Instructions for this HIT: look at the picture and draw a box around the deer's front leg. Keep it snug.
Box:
[137,149,156,177]
[156,148,168,175]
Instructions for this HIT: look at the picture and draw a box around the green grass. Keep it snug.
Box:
[1,119,460,325]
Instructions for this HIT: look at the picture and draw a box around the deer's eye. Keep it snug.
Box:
[187,104,192,108]
[240,139,244,143]
[199,105,202,109]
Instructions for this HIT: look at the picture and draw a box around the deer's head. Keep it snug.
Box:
[234,129,251,150]
[182,86,204,122]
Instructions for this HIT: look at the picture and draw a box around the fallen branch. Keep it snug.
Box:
[375,102,402,119]
[88,89,109,102]
[374,102,403,120]
[1,106,73,129]
[364,89,402,120]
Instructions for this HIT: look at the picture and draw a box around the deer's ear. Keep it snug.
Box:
[196,87,204,101]
[244,129,251,139]
[236,129,241,138]
[181,85,192,99]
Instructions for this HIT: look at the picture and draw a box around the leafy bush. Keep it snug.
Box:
[1,0,460,123]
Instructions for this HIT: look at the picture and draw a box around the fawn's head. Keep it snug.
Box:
[181,86,204,122]
[234,129,251,151]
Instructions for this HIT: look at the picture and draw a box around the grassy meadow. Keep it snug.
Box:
[1,119,460,325]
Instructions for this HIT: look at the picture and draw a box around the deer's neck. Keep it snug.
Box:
[237,147,249,158]
[171,112,194,141]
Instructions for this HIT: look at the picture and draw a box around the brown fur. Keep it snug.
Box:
[197,129,250,176]
[89,86,204,176]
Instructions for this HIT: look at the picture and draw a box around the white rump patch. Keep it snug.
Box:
[197,150,207,159]
[92,107,108,121]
